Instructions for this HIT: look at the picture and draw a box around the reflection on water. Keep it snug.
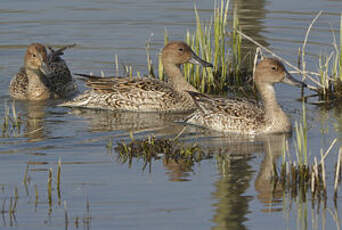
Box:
[213,153,253,230]
[22,101,47,142]
[232,0,269,52]
[211,134,287,229]
[162,159,193,182]
[68,108,188,134]
[254,135,285,209]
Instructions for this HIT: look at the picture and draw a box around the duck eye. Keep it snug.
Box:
[271,66,277,71]
[178,48,184,52]
[32,54,36,58]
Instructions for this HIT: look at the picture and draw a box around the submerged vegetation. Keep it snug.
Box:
[271,102,341,206]
[114,135,212,172]
[1,102,22,137]
[20,159,93,229]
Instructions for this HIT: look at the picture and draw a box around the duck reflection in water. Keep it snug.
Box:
[159,133,288,229]
[68,108,188,135]
[210,133,288,229]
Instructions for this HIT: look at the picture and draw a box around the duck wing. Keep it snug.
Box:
[60,75,189,112]
[186,91,265,133]
[75,73,171,94]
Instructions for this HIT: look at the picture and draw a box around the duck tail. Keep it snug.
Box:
[48,44,76,61]
[74,73,117,81]
[57,92,92,108]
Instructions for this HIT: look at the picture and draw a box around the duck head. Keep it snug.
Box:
[24,43,50,75]
[161,41,213,68]
[254,58,306,87]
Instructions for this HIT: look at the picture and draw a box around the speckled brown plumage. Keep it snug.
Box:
[59,41,213,112]
[185,58,306,134]
[66,75,195,112]
[185,92,266,133]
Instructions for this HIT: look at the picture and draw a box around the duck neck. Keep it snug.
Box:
[25,68,51,100]
[257,82,285,122]
[163,63,197,92]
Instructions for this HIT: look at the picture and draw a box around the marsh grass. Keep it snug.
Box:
[268,100,342,204]
[274,128,338,205]
[312,13,342,102]
[22,160,92,228]
[114,135,212,172]
[1,102,22,137]
[274,139,338,205]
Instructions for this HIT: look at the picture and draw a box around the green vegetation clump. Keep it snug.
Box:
[115,136,212,171]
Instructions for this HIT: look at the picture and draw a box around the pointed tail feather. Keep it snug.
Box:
[48,44,76,61]
[74,73,117,81]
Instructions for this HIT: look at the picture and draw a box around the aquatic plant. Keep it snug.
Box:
[1,102,22,137]
[294,102,309,167]
[114,135,212,172]
[273,128,338,205]
[267,100,342,204]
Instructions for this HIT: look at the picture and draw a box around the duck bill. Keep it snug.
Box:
[281,71,306,88]
[40,62,51,75]
[188,51,213,68]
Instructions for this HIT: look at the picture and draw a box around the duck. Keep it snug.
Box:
[9,43,78,101]
[59,41,213,113]
[45,44,79,98]
[185,58,306,134]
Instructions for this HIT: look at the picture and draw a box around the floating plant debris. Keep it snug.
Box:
[114,136,213,171]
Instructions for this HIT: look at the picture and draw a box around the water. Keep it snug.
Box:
[0,0,342,229]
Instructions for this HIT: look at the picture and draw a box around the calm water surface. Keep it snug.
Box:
[1,0,342,229]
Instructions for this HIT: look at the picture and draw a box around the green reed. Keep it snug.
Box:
[232,6,242,84]
[1,102,22,137]
[268,100,342,203]
[304,13,342,102]
[48,168,52,208]
[294,101,308,167]
[340,13,342,80]
[275,133,338,204]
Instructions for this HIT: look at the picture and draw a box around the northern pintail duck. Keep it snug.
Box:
[59,41,213,112]
[9,43,78,100]
[185,58,306,134]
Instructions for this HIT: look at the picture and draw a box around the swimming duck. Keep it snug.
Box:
[59,41,213,113]
[9,43,78,101]
[185,58,306,134]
